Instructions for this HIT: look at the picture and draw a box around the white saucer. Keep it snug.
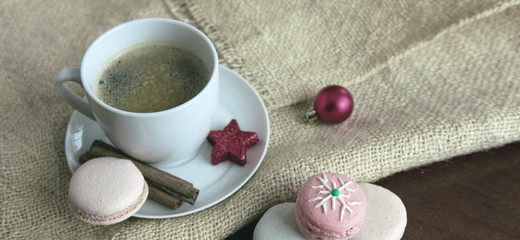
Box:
[64,65,270,218]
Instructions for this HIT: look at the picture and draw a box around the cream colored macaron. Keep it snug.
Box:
[253,183,407,240]
[68,157,148,225]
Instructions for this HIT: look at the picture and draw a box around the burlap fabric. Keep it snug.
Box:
[2,0,520,239]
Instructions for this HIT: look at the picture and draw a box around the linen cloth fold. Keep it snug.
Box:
[1,0,519,239]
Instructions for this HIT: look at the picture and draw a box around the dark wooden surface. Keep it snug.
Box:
[227,141,520,240]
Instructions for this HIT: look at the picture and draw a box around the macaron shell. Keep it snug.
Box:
[253,203,307,240]
[351,183,407,240]
[68,157,148,225]
[295,173,367,239]
[294,204,324,240]
[69,183,148,225]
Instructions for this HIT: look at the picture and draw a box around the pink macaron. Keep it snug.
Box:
[295,172,367,240]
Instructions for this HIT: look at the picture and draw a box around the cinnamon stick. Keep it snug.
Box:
[85,141,193,186]
[147,180,197,205]
[79,140,199,206]
[148,183,183,209]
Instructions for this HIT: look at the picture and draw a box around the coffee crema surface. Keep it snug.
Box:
[94,42,210,113]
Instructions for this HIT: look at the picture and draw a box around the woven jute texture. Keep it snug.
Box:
[2,0,520,239]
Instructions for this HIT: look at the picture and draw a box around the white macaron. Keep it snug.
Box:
[68,157,148,225]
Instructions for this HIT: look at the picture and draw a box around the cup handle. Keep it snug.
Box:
[55,68,96,120]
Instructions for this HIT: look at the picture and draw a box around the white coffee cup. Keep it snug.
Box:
[55,18,219,166]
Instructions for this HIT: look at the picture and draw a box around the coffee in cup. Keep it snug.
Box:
[94,42,210,113]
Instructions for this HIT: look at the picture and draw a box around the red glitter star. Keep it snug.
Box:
[207,119,259,166]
